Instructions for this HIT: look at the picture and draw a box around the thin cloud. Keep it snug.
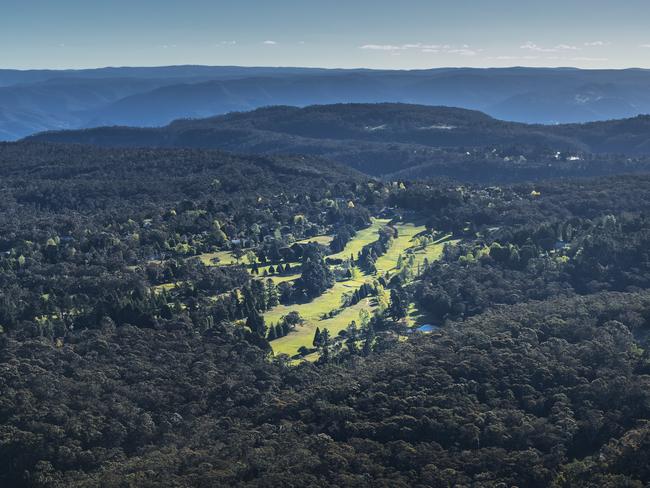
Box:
[360,44,402,51]
[555,44,580,51]
[448,48,479,56]
[263,40,277,45]
[584,41,609,47]
[641,44,650,48]
[402,43,444,50]
[360,42,478,55]
[218,40,237,46]
[520,42,555,52]
[521,41,580,53]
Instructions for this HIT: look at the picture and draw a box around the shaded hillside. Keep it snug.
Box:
[27,104,650,181]
[29,103,568,147]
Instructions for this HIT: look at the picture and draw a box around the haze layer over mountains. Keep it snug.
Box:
[3,66,650,140]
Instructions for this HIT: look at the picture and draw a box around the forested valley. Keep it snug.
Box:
[1,140,650,487]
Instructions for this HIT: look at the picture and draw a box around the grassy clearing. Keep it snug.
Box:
[267,273,302,285]
[413,235,457,267]
[152,282,182,293]
[274,297,376,357]
[329,218,390,260]
[265,271,368,326]
[196,250,241,266]
[405,302,435,327]
[316,297,376,337]
[196,250,301,282]
[374,223,427,275]
[267,219,389,357]
[269,221,457,358]
[296,235,334,246]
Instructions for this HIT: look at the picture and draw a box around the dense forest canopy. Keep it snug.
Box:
[1,135,650,487]
[27,103,650,181]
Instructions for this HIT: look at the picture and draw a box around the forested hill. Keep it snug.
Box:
[26,103,650,180]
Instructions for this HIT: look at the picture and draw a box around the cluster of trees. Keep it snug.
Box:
[290,245,335,301]
[357,224,396,273]
[329,224,356,253]
[266,311,302,341]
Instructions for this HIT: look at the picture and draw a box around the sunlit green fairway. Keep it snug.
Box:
[196,250,241,266]
[267,273,301,285]
[374,223,427,275]
[375,225,456,277]
[296,235,334,246]
[269,220,456,358]
[155,217,456,359]
[152,281,182,293]
[317,297,377,336]
[329,218,391,260]
[265,270,369,326]
[272,297,376,357]
[409,234,458,273]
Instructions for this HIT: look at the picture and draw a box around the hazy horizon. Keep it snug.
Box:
[3,64,650,72]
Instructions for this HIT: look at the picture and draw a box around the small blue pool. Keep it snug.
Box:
[417,324,440,333]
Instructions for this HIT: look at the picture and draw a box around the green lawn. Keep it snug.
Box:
[255,262,299,275]
[265,270,369,326]
[413,234,457,267]
[196,250,241,266]
[269,220,456,358]
[273,297,376,357]
[405,302,435,327]
[374,223,427,275]
[266,273,302,285]
[296,235,334,246]
[152,281,182,293]
[329,218,390,260]
[267,219,389,357]
[317,297,377,336]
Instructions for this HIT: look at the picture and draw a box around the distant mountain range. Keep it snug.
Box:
[3,66,650,140]
[27,103,650,181]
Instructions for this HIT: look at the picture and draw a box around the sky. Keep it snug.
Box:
[2,0,650,70]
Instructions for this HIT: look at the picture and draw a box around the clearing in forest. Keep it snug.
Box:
[329,219,391,260]
[269,220,456,358]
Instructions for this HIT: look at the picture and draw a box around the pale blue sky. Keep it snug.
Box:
[2,0,650,69]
